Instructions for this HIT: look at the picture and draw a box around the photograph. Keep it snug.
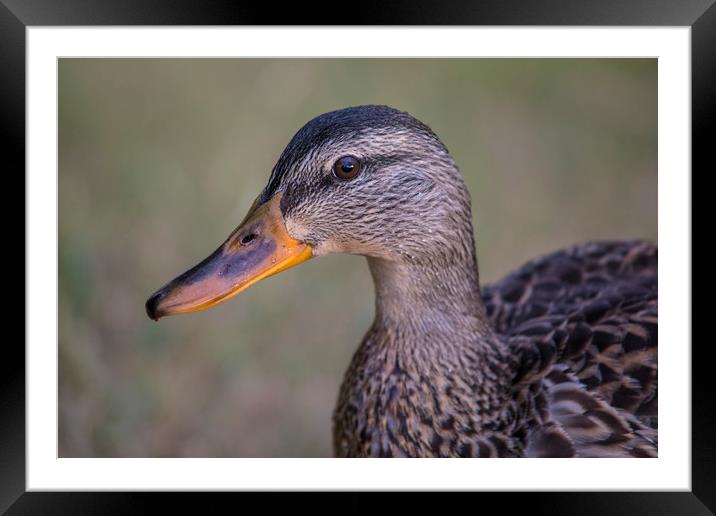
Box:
[3,0,708,506]
[58,58,657,458]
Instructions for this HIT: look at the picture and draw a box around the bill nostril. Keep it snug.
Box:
[240,233,257,246]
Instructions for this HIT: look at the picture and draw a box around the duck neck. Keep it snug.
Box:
[367,250,490,337]
[364,246,513,391]
[334,251,518,456]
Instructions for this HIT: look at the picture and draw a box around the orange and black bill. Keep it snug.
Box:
[145,193,312,321]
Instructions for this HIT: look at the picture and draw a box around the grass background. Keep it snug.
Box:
[59,58,657,457]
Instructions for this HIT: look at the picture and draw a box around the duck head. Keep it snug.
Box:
[146,105,476,321]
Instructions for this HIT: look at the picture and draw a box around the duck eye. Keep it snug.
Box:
[333,156,361,180]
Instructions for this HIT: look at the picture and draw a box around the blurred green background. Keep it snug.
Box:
[59,59,657,457]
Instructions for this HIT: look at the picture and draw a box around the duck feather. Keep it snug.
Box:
[484,240,657,457]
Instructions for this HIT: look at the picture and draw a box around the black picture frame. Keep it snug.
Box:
[5,0,709,512]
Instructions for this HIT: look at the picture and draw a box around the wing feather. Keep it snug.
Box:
[484,241,658,457]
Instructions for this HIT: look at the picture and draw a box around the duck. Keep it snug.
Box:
[145,105,657,458]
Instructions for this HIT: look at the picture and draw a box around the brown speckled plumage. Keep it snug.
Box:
[332,240,657,458]
[158,104,659,457]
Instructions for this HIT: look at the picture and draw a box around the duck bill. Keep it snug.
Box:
[145,193,312,321]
